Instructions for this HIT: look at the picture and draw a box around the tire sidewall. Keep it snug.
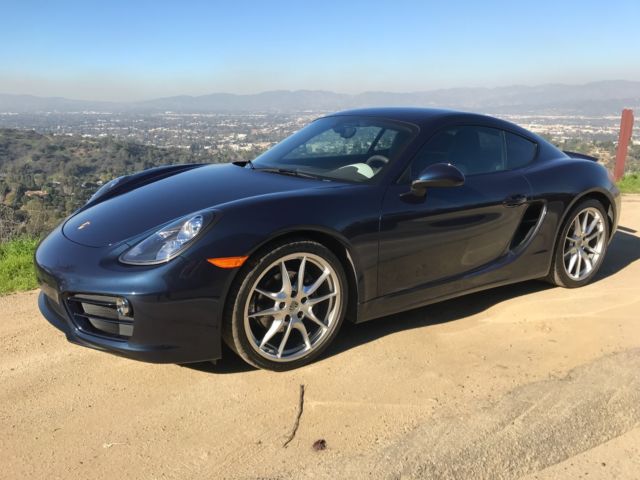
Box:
[225,239,348,371]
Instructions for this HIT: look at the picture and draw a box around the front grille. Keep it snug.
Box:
[66,294,134,340]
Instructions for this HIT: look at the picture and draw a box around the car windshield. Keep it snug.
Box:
[250,116,417,183]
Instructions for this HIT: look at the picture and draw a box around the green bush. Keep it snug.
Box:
[0,237,39,295]
[618,173,640,193]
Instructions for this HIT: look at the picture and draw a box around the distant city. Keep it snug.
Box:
[0,111,632,155]
[0,111,315,152]
[0,80,638,152]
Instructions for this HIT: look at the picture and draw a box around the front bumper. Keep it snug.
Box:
[35,226,231,364]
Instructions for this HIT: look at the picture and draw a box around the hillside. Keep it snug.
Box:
[0,127,637,241]
[0,129,256,239]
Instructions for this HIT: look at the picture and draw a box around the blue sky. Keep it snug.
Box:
[1,0,639,101]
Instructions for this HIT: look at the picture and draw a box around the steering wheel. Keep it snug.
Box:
[366,155,390,169]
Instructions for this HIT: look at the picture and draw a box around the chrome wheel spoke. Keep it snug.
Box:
[260,318,284,349]
[575,251,583,276]
[586,217,599,235]
[304,268,330,296]
[572,217,582,236]
[280,261,292,296]
[304,308,327,330]
[585,232,600,243]
[581,212,589,234]
[580,249,593,271]
[255,288,282,300]
[277,323,293,358]
[293,322,312,350]
[249,306,280,318]
[306,291,336,306]
[567,253,578,275]
[296,256,307,294]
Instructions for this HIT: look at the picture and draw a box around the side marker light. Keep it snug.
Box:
[207,256,248,269]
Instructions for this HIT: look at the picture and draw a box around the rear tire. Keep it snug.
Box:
[222,239,347,371]
[547,199,609,288]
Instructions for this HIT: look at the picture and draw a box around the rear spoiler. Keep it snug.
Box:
[563,150,599,162]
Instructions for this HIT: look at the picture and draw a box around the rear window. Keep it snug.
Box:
[505,132,537,169]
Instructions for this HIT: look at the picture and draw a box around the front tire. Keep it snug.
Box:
[223,239,347,371]
[547,199,609,288]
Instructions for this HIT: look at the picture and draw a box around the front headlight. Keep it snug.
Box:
[119,213,211,265]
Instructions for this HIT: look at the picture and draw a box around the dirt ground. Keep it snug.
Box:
[1,196,639,480]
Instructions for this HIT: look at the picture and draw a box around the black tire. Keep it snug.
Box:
[222,239,348,371]
[547,198,609,288]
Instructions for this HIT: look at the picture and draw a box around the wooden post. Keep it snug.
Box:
[614,109,634,181]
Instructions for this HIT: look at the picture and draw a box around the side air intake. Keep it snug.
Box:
[510,202,546,250]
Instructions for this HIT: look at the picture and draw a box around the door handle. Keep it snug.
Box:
[503,194,528,207]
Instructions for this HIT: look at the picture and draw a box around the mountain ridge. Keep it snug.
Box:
[1,80,639,115]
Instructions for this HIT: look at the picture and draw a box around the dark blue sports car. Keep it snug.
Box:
[35,108,621,370]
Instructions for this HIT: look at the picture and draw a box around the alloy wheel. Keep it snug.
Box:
[562,207,606,281]
[243,253,342,362]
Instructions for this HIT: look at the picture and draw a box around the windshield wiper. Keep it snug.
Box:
[232,159,255,169]
[255,167,323,180]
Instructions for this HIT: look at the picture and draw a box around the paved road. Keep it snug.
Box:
[1,196,639,480]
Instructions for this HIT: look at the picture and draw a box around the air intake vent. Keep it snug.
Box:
[510,202,545,250]
[66,294,134,340]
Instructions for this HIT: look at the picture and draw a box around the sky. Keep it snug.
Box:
[1,0,639,101]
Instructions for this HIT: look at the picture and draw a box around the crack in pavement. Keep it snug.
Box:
[283,384,305,448]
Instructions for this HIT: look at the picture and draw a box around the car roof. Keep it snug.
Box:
[328,107,569,163]
[329,107,457,125]
[327,107,534,138]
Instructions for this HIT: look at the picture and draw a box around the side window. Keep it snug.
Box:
[450,126,504,175]
[407,129,454,178]
[505,132,537,169]
[406,126,506,179]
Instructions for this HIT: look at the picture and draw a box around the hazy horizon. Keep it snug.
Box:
[1,1,639,102]
[0,78,638,104]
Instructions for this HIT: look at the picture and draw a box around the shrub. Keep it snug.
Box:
[618,173,640,193]
[0,237,39,295]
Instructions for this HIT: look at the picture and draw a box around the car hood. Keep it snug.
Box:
[63,163,338,247]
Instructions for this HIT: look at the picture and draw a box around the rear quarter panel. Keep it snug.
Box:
[524,156,620,259]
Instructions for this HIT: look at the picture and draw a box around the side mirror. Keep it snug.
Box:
[408,163,465,197]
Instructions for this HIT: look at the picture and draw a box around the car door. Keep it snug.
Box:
[378,125,532,296]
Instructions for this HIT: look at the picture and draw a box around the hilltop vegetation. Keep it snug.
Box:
[0,128,261,239]
[0,127,638,241]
